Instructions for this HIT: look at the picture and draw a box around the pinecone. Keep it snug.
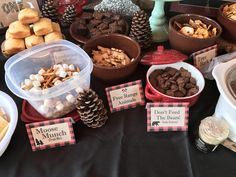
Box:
[61,5,77,27]
[41,0,59,22]
[129,10,152,49]
[76,89,108,128]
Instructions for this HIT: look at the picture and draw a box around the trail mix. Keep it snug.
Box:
[174,19,217,39]
[223,3,236,21]
[21,63,80,91]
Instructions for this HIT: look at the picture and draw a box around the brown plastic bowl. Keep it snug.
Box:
[169,14,222,55]
[217,3,236,43]
[83,34,141,82]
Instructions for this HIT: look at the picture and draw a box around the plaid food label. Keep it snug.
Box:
[106,80,145,113]
[146,102,189,132]
[192,45,217,70]
[26,117,75,151]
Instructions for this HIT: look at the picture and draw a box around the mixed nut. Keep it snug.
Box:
[223,3,236,21]
[149,67,199,97]
[174,19,217,39]
[92,46,133,67]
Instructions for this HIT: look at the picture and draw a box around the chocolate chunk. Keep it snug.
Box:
[93,12,104,20]
[112,15,122,21]
[174,91,185,97]
[97,23,109,30]
[149,67,199,98]
[103,18,114,25]
[90,19,102,26]
[165,67,178,76]
[103,12,113,18]
[190,77,197,84]
[187,87,199,96]
[166,90,175,96]
[180,67,191,78]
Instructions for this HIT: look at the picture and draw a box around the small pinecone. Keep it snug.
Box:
[129,10,152,49]
[61,5,77,27]
[76,89,108,128]
[41,0,59,22]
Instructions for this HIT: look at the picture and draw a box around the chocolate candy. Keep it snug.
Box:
[76,11,127,38]
[149,67,199,97]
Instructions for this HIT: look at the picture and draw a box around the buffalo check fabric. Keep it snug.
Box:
[106,80,145,113]
[26,117,75,151]
[146,102,189,132]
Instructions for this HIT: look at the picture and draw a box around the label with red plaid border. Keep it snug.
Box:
[26,117,76,151]
[146,102,189,132]
[191,44,217,70]
[106,80,145,113]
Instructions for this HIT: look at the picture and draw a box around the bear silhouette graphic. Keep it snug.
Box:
[152,121,160,126]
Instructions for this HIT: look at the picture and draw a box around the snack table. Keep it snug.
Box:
[0,35,236,177]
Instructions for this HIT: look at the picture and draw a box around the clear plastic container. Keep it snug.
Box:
[5,40,93,118]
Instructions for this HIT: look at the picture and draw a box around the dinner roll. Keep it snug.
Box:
[25,35,44,48]
[33,18,53,36]
[44,32,63,43]
[52,22,61,33]
[4,38,25,55]
[18,8,40,24]
[8,21,31,38]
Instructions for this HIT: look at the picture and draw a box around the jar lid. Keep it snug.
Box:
[140,46,188,65]
[199,116,229,145]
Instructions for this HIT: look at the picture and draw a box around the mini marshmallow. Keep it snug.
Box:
[44,99,54,108]
[32,80,41,87]
[29,74,36,81]
[73,72,79,76]
[35,74,44,83]
[29,87,41,94]
[62,64,69,70]
[59,70,67,78]
[53,64,63,70]
[38,105,49,114]
[68,64,75,71]
[54,80,62,86]
[56,101,64,111]
[24,79,32,86]
[38,69,46,75]
[66,94,76,103]
[75,87,84,93]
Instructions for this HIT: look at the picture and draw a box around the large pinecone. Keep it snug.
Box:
[76,89,108,128]
[129,10,152,49]
[41,0,59,22]
[61,5,77,27]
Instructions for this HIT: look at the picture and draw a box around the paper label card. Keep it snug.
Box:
[106,80,145,113]
[146,102,189,132]
[26,117,76,151]
[192,45,217,69]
